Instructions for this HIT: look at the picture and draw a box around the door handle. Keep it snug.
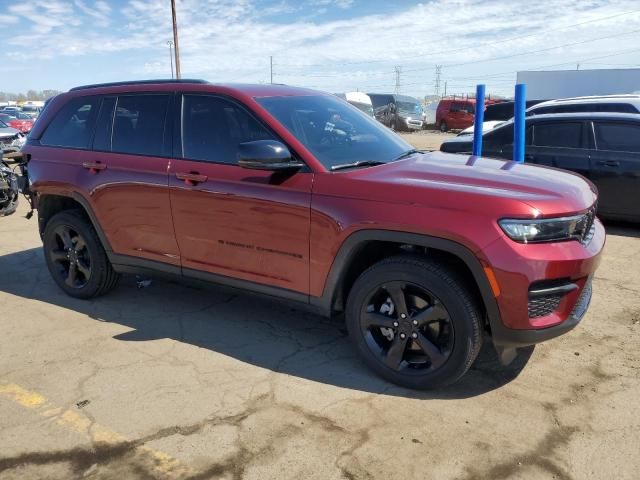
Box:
[176,172,208,185]
[596,160,620,167]
[524,154,535,162]
[82,162,106,173]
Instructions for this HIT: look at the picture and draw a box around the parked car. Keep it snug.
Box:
[368,93,424,131]
[0,119,26,153]
[440,112,640,222]
[422,102,438,126]
[458,120,504,136]
[0,112,35,133]
[20,104,43,117]
[484,100,545,121]
[436,98,477,131]
[20,80,604,389]
[344,91,375,117]
[0,106,21,114]
[526,95,640,116]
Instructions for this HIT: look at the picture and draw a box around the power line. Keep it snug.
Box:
[274,8,640,68]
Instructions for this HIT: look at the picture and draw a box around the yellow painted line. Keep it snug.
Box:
[0,383,191,478]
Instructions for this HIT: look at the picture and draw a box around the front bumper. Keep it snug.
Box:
[481,218,605,347]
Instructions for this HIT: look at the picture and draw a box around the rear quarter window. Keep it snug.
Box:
[594,122,640,153]
[40,97,100,149]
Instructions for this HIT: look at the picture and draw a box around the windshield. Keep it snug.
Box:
[256,95,413,170]
[397,101,422,115]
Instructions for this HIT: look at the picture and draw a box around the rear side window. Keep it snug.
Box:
[40,97,100,149]
[533,122,583,148]
[112,95,170,156]
[181,95,274,164]
[594,122,640,152]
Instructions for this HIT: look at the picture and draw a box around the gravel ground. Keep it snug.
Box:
[0,141,638,479]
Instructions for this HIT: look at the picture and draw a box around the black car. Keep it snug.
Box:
[484,100,544,121]
[440,112,640,222]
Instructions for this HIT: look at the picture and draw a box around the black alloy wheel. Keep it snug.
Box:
[43,210,120,299]
[360,281,453,373]
[346,255,482,389]
[49,224,92,289]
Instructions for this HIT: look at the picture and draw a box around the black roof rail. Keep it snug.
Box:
[69,79,209,91]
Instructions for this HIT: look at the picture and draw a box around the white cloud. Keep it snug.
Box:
[2,0,640,97]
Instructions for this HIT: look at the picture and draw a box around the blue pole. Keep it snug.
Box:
[472,84,485,157]
[513,83,526,163]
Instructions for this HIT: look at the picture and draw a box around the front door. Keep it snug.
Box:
[590,121,640,219]
[168,94,312,294]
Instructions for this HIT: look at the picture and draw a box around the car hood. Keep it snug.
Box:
[320,151,597,217]
[0,126,20,137]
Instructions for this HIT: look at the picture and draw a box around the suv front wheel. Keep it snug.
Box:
[345,255,482,389]
[43,210,120,299]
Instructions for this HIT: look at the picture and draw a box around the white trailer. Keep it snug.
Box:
[516,68,640,100]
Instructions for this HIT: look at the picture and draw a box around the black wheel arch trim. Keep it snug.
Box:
[310,229,502,326]
[37,191,113,252]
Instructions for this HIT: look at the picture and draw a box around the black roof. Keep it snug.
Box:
[69,79,208,91]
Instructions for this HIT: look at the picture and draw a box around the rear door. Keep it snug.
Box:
[168,93,312,293]
[87,93,180,266]
[526,121,591,178]
[590,121,640,219]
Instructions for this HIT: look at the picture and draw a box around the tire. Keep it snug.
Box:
[390,120,397,131]
[43,210,120,299]
[345,255,482,389]
[439,121,448,132]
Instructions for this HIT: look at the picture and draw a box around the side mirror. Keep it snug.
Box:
[237,140,304,171]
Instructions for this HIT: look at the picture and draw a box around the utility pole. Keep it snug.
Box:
[170,0,181,79]
[434,65,442,97]
[443,81,447,97]
[576,63,580,70]
[270,56,273,84]
[394,65,402,94]
[167,40,174,79]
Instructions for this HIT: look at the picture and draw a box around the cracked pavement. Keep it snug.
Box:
[1,135,639,479]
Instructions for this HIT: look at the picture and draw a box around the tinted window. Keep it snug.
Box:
[92,97,115,151]
[40,97,100,149]
[181,95,274,163]
[534,122,582,148]
[257,95,413,169]
[112,95,169,156]
[595,123,640,152]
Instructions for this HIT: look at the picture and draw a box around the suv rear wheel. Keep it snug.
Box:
[345,255,482,389]
[439,121,448,132]
[43,210,120,299]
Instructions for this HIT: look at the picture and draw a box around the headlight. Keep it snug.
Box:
[499,215,590,243]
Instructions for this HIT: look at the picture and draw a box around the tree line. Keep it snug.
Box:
[0,90,63,102]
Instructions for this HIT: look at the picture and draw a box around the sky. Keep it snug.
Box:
[1,0,640,99]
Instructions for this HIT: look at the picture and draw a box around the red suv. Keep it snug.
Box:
[20,80,604,389]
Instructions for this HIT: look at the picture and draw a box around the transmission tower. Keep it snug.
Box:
[394,66,402,94]
[434,65,442,97]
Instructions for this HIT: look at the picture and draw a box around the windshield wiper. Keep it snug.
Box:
[390,149,419,162]
[330,160,385,171]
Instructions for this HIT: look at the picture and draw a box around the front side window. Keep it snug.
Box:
[40,96,100,149]
[594,122,640,153]
[181,95,274,163]
[112,95,169,156]
[256,95,413,170]
[533,122,583,148]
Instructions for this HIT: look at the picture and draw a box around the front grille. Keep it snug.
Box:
[528,293,564,318]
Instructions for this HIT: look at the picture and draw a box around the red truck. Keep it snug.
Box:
[19,80,604,389]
